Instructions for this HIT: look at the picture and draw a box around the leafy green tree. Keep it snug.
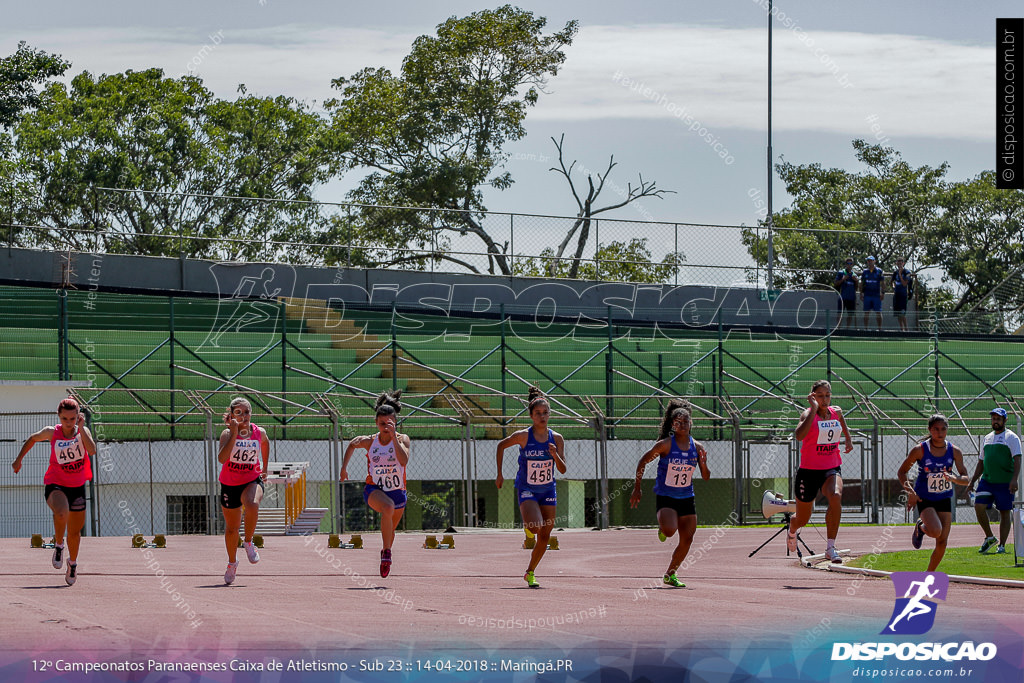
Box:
[743,140,945,288]
[327,5,577,274]
[9,69,348,259]
[516,237,683,284]
[0,42,69,129]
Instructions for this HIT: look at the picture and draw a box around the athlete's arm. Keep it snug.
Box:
[1011,454,1021,494]
[945,446,971,490]
[966,458,984,493]
[217,418,241,464]
[793,400,817,441]
[393,433,411,468]
[259,429,270,481]
[77,412,97,455]
[695,441,710,480]
[834,406,854,454]
[896,445,923,508]
[494,430,527,489]
[551,432,567,474]
[340,435,371,482]
[629,439,669,507]
[11,427,54,474]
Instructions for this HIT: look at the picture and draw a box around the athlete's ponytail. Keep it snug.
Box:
[375,390,402,418]
[658,399,691,440]
[527,386,549,416]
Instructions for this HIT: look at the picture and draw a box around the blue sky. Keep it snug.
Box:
[3,1,1016,279]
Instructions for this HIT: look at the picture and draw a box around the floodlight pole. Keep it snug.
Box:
[766,0,775,291]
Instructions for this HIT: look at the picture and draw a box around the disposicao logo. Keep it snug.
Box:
[881,571,947,635]
[831,572,997,662]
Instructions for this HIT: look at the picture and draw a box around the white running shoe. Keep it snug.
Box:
[244,541,260,564]
[224,561,238,585]
[786,532,797,553]
[52,545,64,569]
[65,562,77,586]
[825,547,842,564]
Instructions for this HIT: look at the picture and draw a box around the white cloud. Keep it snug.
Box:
[2,22,992,140]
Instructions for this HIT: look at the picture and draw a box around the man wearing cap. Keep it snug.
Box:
[834,258,859,329]
[891,258,913,332]
[967,408,1021,553]
[860,256,884,331]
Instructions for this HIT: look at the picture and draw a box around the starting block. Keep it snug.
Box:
[423,535,438,549]
[441,534,455,549]
[30,534,56,548]
[348,534,362,549]
[328,534,341,548]
[132,534,146,548]
[424,534,454,549]
[153,535,166,548]
[522,535,559,550]
[134,534,167,548]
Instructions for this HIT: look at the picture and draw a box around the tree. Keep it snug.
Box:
[516,237,683,283]
[8,69,349,260]
[0,42,69,130]
[743,140,946,288]
[545,134,674,278]
[327,5,578,274]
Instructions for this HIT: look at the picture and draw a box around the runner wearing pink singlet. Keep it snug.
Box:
[787,380,853,563]
[11,397,97,585]
[217,397,269,585]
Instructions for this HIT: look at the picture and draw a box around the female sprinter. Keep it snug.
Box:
[629,400,710,588]
[217,397,269,585]
[787,380,853,563]
[340,390,410,579]
[897,414,969,571]
[11,397,97,585]
[495,387,566,588]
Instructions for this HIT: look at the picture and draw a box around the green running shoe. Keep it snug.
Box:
[524,570,540,588]
[658,530,667,543]
[663,573,686,588]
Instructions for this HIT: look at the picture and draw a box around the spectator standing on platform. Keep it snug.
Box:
[834,258,859,329]
[967,408,1021,554]
[861,256,884,331]
[891,259,913,332]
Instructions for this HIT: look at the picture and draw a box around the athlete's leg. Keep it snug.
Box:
[66,510,86,563]
[789,499,814,534]
[822,473,844,540]
[240,481,264,543]
[927,511,953,572]
[919,506,942,538]
[974,502,995,538]
[657,507,680,540]
[667,514,697,575]
[527,504,557,572]
[222,506,241,562]
[46,490,70,546]
[998,509,1012,546]
[367,489,398,550]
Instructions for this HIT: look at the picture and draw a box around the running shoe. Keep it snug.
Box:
[996,545,1006,554]
[380,549,392,578]
[662,573,686,588]
[911,520,924,550]
[224,561,238,585]
[524,527,535,540]
[825,547,842,564]
[65,562,77,586]
[524,570,539,588]
[52,545,64,569]
[658,530,667,543]
[786,532,797,553]
[244,540,260,564]
[979,536,997,553]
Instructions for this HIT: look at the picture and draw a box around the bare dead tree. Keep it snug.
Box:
[548,134,674,278]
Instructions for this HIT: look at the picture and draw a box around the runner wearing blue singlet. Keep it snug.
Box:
[896,414,969,571]
[630,400,710,588]
[495,386,566,588]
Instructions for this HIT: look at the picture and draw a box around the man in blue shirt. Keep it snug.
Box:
[891,258,913,332]
[834,258,858,329]
[860,256,884,331]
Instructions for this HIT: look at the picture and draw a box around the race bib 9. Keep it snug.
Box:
[55,439,84,465]
[817,419,841,445]
[373,464,403,491]
[927,472,952,494]
[665,462,695,488]
[527,459,554,486]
